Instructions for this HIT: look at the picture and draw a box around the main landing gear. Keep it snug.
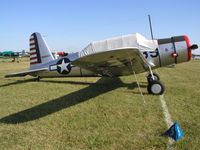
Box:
[147,71,165,95]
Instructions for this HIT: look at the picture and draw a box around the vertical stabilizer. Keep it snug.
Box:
[29,32,54,69]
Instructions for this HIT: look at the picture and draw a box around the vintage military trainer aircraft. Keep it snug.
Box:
[5,32,198,95]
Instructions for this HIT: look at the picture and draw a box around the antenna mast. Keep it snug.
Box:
[148,15,154,40]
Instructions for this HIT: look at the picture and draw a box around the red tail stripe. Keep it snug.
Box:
[30,43,35,46]
[30,57,38,60]
[30,52,37,55]
[30,62,39,65]
[30,38,35,41]
[30,48,36,50]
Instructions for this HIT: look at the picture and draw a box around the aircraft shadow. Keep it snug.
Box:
[0,77,146,124]
[0,78,36,88]
[40,79,146,89]
[0,78,94,88]
[40,79,95,85]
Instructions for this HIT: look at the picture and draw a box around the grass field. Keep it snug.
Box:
[0,58,200,150]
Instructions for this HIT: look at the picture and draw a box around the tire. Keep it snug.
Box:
[147,73,160,83]
[147,80,165,95]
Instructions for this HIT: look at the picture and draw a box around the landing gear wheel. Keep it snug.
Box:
[147,80,165,95]
[147,73,160,83]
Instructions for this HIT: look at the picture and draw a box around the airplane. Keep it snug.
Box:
[5,32,198,95]
[0,51,20,58]
[0,50,28,62]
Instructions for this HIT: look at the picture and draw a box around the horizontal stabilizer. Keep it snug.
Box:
[5,68,48,78]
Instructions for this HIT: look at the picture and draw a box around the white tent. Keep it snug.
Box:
[79,33,158,57]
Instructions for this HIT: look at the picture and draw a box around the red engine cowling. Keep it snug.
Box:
[157,36,197,66]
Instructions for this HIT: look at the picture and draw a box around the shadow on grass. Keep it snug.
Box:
[40,79,95,85]
[0,78,36,87]
[0,78,95,88]
[0,77,146,124]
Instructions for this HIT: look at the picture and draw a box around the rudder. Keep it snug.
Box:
[29,32,54,69]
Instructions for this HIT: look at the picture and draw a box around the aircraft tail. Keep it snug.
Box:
[29,32,54,69]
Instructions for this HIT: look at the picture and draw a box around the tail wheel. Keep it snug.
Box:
[147,73,160,83]
[147,80,165,95]
[36,76,40,81]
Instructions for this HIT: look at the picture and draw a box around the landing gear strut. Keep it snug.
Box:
[147,67,165,95]
[147,72,160,83]
[36,76,41,81]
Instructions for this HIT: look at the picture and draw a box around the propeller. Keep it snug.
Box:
[190,44,198,50]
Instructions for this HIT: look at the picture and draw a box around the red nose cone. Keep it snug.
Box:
[56,52,65,55]
[183,36,192,61]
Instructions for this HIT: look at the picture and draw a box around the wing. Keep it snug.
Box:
[72,48,152,77]
[5,68,48,78]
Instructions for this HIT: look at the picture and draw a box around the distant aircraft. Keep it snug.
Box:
[5,32,198,95]
[53,51,68,59]
[0,51,20,58]
[0,51,21,62]
[0,50,29,62]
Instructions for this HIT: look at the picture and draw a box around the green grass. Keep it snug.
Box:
[0,58,200,150]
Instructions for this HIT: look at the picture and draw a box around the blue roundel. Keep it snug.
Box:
[56,58,71,74]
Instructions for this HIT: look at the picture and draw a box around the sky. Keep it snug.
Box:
[0,0,200,54]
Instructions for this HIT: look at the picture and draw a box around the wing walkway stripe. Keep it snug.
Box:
[160,95,174,149]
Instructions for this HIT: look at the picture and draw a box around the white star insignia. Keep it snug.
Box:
[58,59,70,73]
